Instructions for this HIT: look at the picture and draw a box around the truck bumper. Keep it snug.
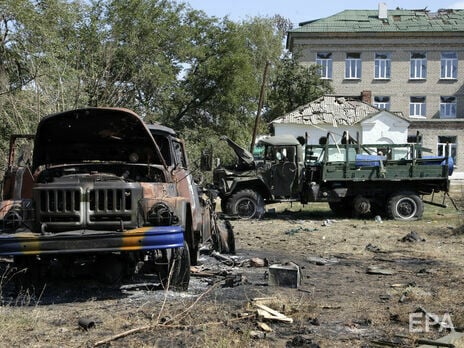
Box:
[0,226,185,256]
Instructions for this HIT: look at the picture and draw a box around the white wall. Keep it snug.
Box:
[360,112,409,144]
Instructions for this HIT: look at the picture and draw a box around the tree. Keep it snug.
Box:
[264,51,333,122]
[0,0,333,173]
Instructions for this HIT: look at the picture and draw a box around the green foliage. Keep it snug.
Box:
[0,0,331,174]
[264,52,333,122]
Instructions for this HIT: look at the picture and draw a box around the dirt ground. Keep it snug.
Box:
[0,184,463,347]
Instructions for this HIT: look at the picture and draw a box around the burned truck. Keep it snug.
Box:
[0,107,233,291]
[212,134,452,221]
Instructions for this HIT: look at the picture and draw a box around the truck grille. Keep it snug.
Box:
[34,183,143,232]
[89,188,133,223]
[38,189,81,223]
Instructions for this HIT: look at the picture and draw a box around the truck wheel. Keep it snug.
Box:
[213,219,236,254]
[352,195,372,218]
[226,189,264,219]
[158,242,190,291]
[387,191,424,221]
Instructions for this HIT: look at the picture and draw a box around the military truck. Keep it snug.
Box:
[0,107,234,291]
[212,133,452,220]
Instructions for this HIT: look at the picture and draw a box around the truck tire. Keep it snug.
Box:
[158,241,191,291]
[352,195,372,218]
[387,191,424,221]
[226,189,264,219]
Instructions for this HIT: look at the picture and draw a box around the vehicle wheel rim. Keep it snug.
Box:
[395,197,417,219]
[236,198,256,218]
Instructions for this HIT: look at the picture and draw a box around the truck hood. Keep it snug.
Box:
[220,136,255,167]
[32,107,163,171]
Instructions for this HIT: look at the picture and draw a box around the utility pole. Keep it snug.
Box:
[250,61,270,153]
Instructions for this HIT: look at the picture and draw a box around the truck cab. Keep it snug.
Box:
[0,107,233,291]
[213,135,303,219]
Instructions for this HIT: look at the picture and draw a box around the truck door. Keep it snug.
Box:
[267,145,297,197]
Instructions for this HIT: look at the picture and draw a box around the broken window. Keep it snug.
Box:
[440,52,457,79]
[345,53,361,79]
[410,52,427,79]
[316,52,332,79]
[374,52,391,79]
[440,96,456,118]
[374,96,390,110]
[409,96,426,118]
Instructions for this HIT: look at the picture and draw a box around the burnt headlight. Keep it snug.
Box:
[147,202,179,226]
[4,207,23,230]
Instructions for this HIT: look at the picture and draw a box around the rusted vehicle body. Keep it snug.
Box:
[0,107,233,290]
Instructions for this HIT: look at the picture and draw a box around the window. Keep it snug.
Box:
[437,136,457,164]
[410,52,427,79]
[409,96,426,118]
[373,96,390,110]
[440,96,457,118]
[374,52,391,79]
[173,140,187,168]
[345,53,361,79]
[441,52,457,79]
[316,52,332,79]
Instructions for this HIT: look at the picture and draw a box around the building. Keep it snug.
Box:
[286,4,464,177]
[272,95,409,145]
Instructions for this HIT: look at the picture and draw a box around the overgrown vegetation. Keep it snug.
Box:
[0,0,332,168]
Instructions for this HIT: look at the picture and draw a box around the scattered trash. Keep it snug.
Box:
[249,330,267,339]
[400,231,426,242]
[379,294,392,301]
[374,215,383,223]
[78,318,96,330]
[211,251,237,266]
[249,257,268,267]
[365,243,381,253]
[306,256,339,266]
[268,262,301,288]
[285,226,318,235]
[321,219,335,227]
[222,274,246,288]
[257,321,273,332]
[255,303,293,323]
[366,266,395,275]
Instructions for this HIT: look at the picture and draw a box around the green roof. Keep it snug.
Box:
[289,9,464,33]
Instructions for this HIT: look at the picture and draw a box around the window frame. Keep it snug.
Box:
[440,96,457,119]
[316,52,333,79]
[373,96,390,110]
[410,52,427,80]
[440,52,458,80]
[437,135,457,164]
[374,52,391,79]
[409,96,426,118]
[345,52,362,79]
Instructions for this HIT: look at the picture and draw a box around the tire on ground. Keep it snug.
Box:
[158,241,191,291]
[387,191,424,221]
[225,189,265,219]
